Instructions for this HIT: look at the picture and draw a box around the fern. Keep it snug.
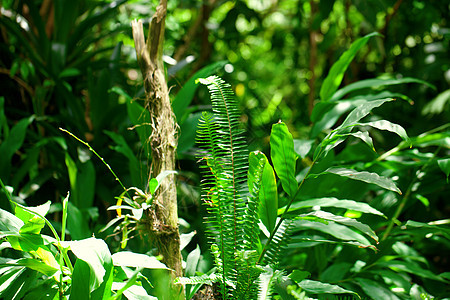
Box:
[196,76,291,299]
[196,76,254,298]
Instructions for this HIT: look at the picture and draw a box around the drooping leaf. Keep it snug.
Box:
[320,32,380,102]
[279,197,385,217]
[359,120,410,145]
[330,77,436,102]
[437,158,450,181]
[302,211,379,242]
[338,98,395,130]
[0,208,23,232]
[270,122,298,197]
[293,219,372,247]
[311,167,402,194]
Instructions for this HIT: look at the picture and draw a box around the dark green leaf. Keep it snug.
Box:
[320,32,380,102]
[172,61,226,122]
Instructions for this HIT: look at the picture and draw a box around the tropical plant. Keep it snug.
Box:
[176,32,449,300]
[0,178,171,299]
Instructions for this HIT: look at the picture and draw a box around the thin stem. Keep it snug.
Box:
[381,147,441,241]
[59,128,131,200]
[257,154,320,264]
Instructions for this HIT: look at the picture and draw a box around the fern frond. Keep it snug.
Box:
[174,273,220,286]
[196,76,250,297]
[262,219,294,266]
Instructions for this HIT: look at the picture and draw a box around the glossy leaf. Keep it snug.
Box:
[320,32,380,102]
[312,167,402,194]
[259,158,278,232]
[338,98,395,130]
[303,211,379,242]
[279,197,384,217]
[270,122,298,197]
[360,120,410,145]
[293,219,372,247]
[438,158,450,180]
[296,279,358,296]
[111,252,168,269]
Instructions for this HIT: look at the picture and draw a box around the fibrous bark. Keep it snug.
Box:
[131,1,183,298]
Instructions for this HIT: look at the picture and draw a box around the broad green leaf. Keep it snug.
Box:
[0,208,24,232]
[61,237,112,291]
[71,259,91,299]
[437,158,450,180]
[303,211,379,242]
[320,32,380,102]
[296,279,358,296]
[270,122,298,197]
[9,258,58,276]
[259,159,278,232]
[330,77,436,102]
[348,131,375,151]
[293,219,371,247]
[338,98,395,130]
[279,197,385,217]
[14,201,50,235]
[289,270,311,282]
[150,170,177,195]
[293,139,315,159]
[172,61,226,122]
[312,167,402,194]
[111,252,168,269]
[0,115,34,177]
[180,231,196,251]
[355,278,400,300]
[359,120,410,145]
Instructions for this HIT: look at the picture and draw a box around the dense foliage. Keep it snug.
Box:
[0,0,449,299]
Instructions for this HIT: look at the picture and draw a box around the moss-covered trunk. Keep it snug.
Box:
[131,1,183,298]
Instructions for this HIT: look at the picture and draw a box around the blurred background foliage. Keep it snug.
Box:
[0,0,449,298]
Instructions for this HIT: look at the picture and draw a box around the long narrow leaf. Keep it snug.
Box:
[270,122,298,197]
[320,32,380,102]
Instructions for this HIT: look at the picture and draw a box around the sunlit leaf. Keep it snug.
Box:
[311,167,402,194]
[259,159,278,232]
[279,197,385,217]
[111,252,168,269]
[270,122,298,197]
[296,279,359,296]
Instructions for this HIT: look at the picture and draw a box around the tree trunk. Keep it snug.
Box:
[131,1,184,298]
